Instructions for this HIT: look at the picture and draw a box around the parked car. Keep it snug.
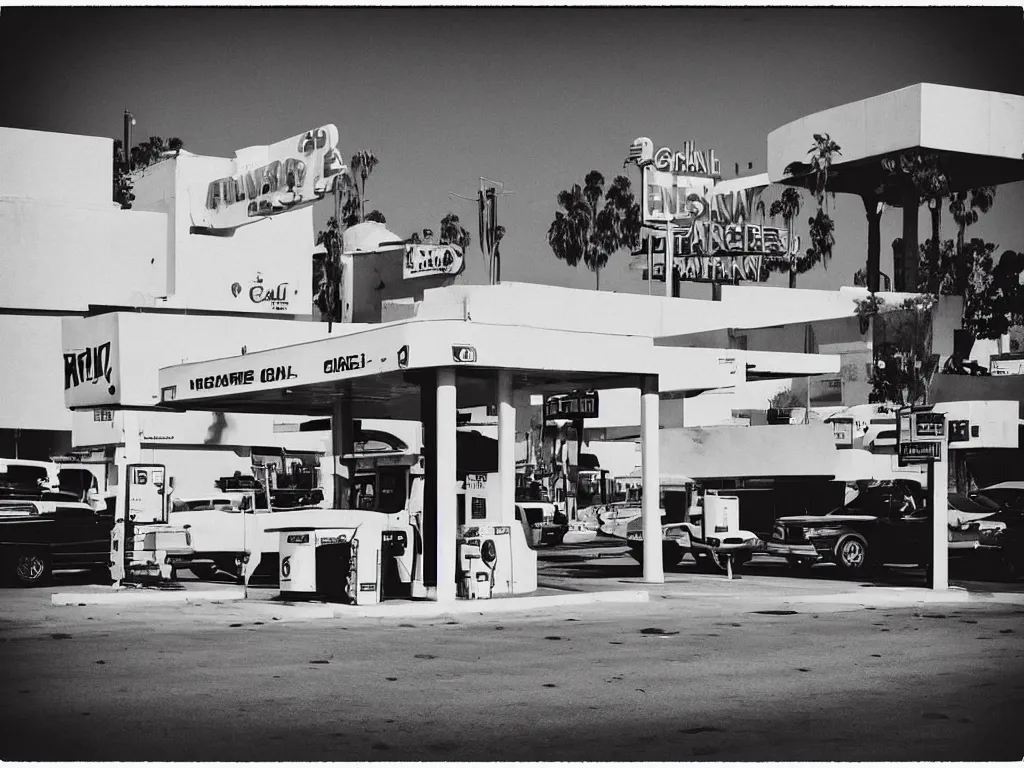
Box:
[0,498,114,586]
[768,481,932,576]
[625,514,761,574]
[972,481,1024,512]
[948,493,1024,582]
[515,502,568,547]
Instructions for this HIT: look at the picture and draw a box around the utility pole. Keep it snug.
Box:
[450,178,514,285]
[123,110,135,172]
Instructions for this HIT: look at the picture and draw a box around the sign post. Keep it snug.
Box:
[897,406,948,590]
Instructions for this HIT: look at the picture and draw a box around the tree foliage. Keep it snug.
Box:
[345,150,379,226]
[854,294,939,405]
[782,133,840,275]
[768,187,804,288]
[547,171,640,290]
[439,213,473,252]
[112,135,184,209]
[313,215,344,329]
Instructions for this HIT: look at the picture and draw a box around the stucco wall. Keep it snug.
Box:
[0,199,169,311]
[0,127,111,207]
[0,315,72,431]
[129,153,315,315]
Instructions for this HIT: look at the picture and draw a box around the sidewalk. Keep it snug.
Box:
[33,540,1024,621]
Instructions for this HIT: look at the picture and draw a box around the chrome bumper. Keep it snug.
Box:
[766,542,819,558]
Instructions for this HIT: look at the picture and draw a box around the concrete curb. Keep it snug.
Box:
[51,589,247,607]
[333,589,651,619]
[779,587,1024,607]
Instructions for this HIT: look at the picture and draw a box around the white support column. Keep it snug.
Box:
[110,409,141,585]
[435,367,458,603]
[331,398,354,509]
[640,375,664,584]
[497,370,516,525]
[930,439,949,590]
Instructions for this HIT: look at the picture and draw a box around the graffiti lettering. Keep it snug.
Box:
[323,353,367,375]
[63,342,113,391]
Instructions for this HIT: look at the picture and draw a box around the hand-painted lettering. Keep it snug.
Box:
[189,369,254,391]
[323,353,367,375]
[63,341,113,390]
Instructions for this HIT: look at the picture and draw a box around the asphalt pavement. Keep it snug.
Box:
[1,538,1023,762]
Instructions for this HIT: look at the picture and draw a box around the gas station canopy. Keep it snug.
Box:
[158,318,666,419]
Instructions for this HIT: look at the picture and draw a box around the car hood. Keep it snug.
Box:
[777,514,878,525]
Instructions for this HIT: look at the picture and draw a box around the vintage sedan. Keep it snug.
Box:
[768,482,932,576]
[0,499,114,586]
[948,493,1024,582]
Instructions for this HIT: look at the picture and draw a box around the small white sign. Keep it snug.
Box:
[404,244,464,279]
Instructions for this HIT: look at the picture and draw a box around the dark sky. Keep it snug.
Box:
[2,6,1022,296]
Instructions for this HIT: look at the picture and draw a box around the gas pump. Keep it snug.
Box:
[456,472,537,598]
[111,464,196,584]
[266,452,426,605]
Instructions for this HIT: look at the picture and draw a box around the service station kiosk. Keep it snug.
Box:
[157,318,671,603]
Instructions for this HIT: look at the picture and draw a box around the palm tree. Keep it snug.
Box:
[439,213,472,252]
[769,187,803,288]
[547,171,640,290]
[349,150,379,222]
[949,187,996,293]
[314,214,344,332]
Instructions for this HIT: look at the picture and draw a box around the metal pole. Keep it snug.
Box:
[664,219,674,299]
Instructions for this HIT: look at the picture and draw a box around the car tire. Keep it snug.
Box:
[11,548,52,587]
[834,534,870,576]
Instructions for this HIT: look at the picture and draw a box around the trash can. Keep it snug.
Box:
[277,528,317,594]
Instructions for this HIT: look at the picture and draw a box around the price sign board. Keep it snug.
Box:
[897,406,945,466]
[898,442,941,464]
[913,411,946,441]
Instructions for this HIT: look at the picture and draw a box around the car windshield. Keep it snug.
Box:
[172,499,235,512]
[0,465,49,493]
[832,482,925,516]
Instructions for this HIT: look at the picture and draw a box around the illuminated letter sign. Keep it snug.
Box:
[194,124,346,232]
